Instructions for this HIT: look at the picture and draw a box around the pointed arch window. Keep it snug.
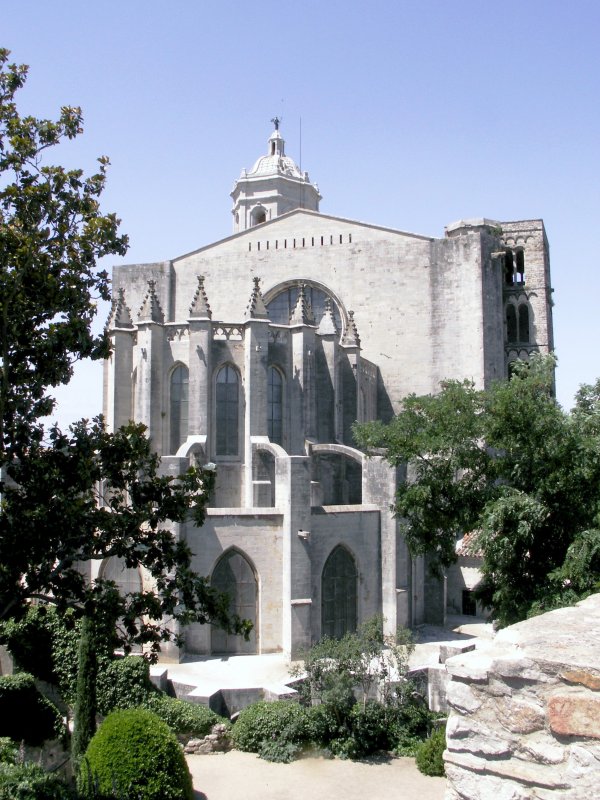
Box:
[211,550,257,654]
[322,546,357,639]
[268,367,283,446]
[216,365,239,456]
[170,365,189,453]
[518,304,530,344]
[506,305,518,343]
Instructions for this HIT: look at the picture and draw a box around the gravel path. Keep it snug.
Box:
[187,750,447,800]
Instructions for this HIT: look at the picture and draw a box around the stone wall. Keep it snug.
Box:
[444,594,600,799]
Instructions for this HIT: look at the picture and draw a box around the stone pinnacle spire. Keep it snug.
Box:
[107,287,133,329]
[246,276,269,319]
[189,275,212,319]
[317,297,338,336]
[289,284,315,326]
[138,280,164,323]
[341,310,360,347]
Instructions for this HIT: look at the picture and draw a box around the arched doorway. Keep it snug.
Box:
[211,550,258,654]
[321,546,357,639]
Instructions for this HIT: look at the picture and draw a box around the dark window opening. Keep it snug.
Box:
[267,367,283,446]
[462,590,477,617]
[216,365,239,456]
[506,305,517,343]
[211,551,257,654]
[515,249,525,284]
[322,546,357,639]
[518,304,530,344]
[504,249,514,286]
[170,365,189,453]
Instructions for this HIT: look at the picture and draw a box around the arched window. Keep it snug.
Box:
[268,367,283,446]
[211,550,257,654]
[170,365,189,453]
[506,305,517,342]
[322,546,357,639]
[216,365,239,456]
[518,304,530,343]
[504,249,514,286]
[515,249,525,284]
[251,206,267,226]
[101,557,142,596]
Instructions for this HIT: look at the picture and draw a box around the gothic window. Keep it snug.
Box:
[518,304,530,344]
[322,546,357,639]
[266,283,342,330]
[101,557,142,596]
[211,550,257,654]
[268,367,283,446]
[170,364,189,453]
[504,249,514,286]
[506,305,518,342]
[515,249,525,284]
[216,364,239,456]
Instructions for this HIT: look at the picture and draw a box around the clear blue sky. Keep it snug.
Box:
[4,0,600,428]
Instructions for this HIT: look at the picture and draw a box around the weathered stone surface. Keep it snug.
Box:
[446,680,482,714]
[548,691,600,739]
[446,715,513,756]
[495,697,545,734]
[561,669,600,691]
[444,595,600,799]
[515,734,565,765]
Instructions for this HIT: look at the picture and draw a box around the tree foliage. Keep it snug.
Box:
[354,356,600,625]
[0,50,249,654]
[0,48,128,460]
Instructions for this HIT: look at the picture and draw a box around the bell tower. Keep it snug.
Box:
[231,119,321,233]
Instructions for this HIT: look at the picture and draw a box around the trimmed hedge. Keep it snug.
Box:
[79,708,193,800]
[0,673,65,746]
[145,693,223,738]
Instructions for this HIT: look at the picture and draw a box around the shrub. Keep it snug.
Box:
[79,708,193,800]
[415,726,446,777]
[0,761,75,799]
[0,606,80,700]
[96,656,156,716]
[231,701,308,755]
[72,616,98,763]
[0,673,65,746]
[0,739,17,764]
[347,701,389,757]
[145,693,224,738]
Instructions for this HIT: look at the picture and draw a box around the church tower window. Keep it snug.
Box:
[268,367,283,446]
[322,545,357,639]
[170,364,189,453]
[216,364,240,456]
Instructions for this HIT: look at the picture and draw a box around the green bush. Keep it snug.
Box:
[0,762,75,799]
[0,606,80,700]
[0,739,17,764]
[0,673,65,746]
[145,693,224,738]
[415,726,446,777]
[96,656,156,716]
[231,701,308,756]
[79,708,193,800]
[347,701,390,757]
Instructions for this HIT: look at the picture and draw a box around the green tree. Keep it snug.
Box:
[0,49,249,651]
[354,356,600,626]
[71,616,97,765]
[0,48,127,461]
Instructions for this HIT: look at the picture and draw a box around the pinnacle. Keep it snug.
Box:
[138,280,164,323]
[189,275,212,319]
[289,285,315,326]
[317,297,338,336]
[341,310,361,347]
[107,287,133,329]
[245,276,269,319]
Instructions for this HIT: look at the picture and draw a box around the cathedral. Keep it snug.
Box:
[102,122,553,660]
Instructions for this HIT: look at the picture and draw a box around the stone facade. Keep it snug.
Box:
[444,594,600,799]
[101,124,553,661]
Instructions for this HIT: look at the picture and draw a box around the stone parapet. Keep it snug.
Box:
[444,594,600,799]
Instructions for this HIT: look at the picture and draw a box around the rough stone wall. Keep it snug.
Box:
[444,594,600,799]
